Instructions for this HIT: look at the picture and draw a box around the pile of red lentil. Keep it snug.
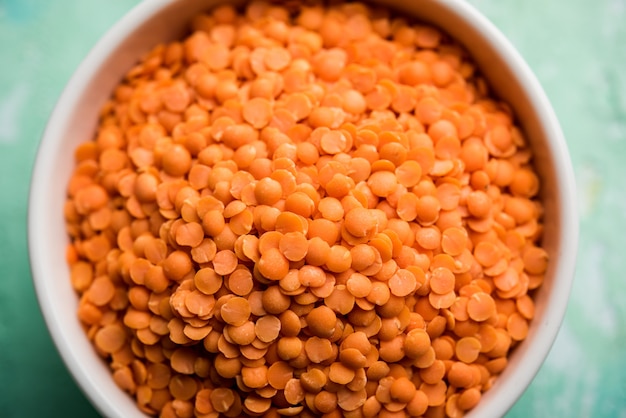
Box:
[64,1,549,417]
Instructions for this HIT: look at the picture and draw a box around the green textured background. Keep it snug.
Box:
[1,0,623,417]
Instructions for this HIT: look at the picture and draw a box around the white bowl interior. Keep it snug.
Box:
[29,0,577,417]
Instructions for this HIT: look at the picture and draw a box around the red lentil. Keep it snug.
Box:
[65,1,547,417]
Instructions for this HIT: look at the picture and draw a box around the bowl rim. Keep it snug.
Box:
[28,0,578,417]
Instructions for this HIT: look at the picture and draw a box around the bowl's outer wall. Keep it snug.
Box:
[29,0,577,417]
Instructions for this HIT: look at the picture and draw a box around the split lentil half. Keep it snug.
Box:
[65,1,548,417]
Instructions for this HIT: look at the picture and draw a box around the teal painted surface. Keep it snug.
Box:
[0,0,622,416]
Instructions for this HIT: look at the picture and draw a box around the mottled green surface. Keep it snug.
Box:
[0,0,623,417]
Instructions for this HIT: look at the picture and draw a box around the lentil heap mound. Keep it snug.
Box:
[65,1,549,417]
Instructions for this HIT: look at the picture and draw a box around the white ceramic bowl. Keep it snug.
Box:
[29,0,578,417]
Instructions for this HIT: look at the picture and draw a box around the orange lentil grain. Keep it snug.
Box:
[64,3,548,417]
